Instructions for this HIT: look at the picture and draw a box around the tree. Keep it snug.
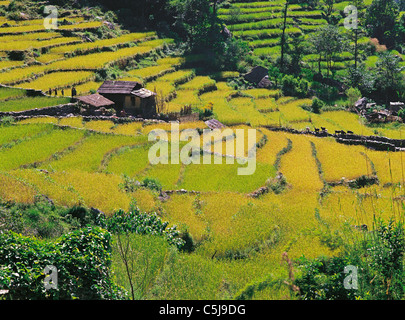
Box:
[321,0,335,21]
[343,0,365,69]
[373,51,405,103]
[279,0,290,72]
[365,0,400,48]
[344,63,375,95]
[168,0,216,49]
[310,25,345,77]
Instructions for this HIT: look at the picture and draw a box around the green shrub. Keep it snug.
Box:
[345,87,362,108]
[281,75,310,98]
[97,206,185,249]
[0,226,127,300]
[311,97,325,114]
[295,218,405,300]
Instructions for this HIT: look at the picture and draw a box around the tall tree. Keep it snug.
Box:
[279,0,290,72]
[374,51,404,103]
[365,0,400,48]
[310,25,345,77]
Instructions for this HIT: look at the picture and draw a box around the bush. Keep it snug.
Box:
[311,97,325,114]
[0,226,127,300]
[97,206,185,249]
[281,75,310,98]
[295,218,405,300]
[141,177,162,192]
[345,87,362,109]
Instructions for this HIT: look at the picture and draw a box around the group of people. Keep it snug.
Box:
[47,86,77,97]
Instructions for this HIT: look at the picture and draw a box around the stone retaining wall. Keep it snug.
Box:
[263,126,405,151]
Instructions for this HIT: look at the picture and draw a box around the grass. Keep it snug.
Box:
[0,127,85,171]
[0,96,71,112]
[42,133,147,173]
[0,87,27,101]
[49,32,156,54]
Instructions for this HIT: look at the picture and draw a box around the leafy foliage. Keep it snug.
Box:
[295,218,405,300]
[0,226,127,300]
[97,206,185,249]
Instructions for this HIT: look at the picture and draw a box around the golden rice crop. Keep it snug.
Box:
[256,129,289,165]
[277,98,312,123]
[84,120,115,133]
[158,69,195,85]
[156,56,185,67]
[17,117,59,125]
[0,64,47,84]
[131,188,157,213]
[58,117,84,128]
[46,45,153,70]
[166,89,202,112]
[136,162,183,190]
[0,60,25,71]
[0,127,85,171]
[279,133,323,191]
[195,192,249,255]
[137,38,174,47]
[242,88,281,99]
[178,153,274,193]
[127,64,175,82]
[58,20,103,31]
[50,170,132,214]
[146,80,176,100]
[72,81,103,96]
[321,111,374,136]
[0,37,82,51]
[17,71,94,91]
[0,123,53,145]
[312,136,371,182]
[179,76,216,94]
[161,193,208,243]
[35,53,65,64]
[366,149,405,185]
[205,125,263,157]
[199,94,245,126]
[9,169,80,208]
[0,172,37,204]
[43,133,147,173]
[112,122,143,136]
[106,143,151,176]
[228,97,271,127]
[254,98,278,112]
[0,32,62,42]
[49,32,156,54]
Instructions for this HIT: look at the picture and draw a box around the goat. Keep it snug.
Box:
[347,130,354,134]
[314,127,320,133]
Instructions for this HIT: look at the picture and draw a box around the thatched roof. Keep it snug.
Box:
[76,94,115,108]
[258,75,272,88]
[131,88,156,99]
[97,80,142,95]
[244,66,269,84]
[205,119,226,130]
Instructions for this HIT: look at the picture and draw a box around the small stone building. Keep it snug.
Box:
[76,93,116,116]
[244,66,272,88]
[97,80,157,117]
[76,93,115,109]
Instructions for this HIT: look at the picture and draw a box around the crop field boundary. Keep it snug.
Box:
[262,125,405,152]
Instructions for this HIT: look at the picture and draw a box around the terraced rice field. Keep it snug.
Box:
[1,0,404,300]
